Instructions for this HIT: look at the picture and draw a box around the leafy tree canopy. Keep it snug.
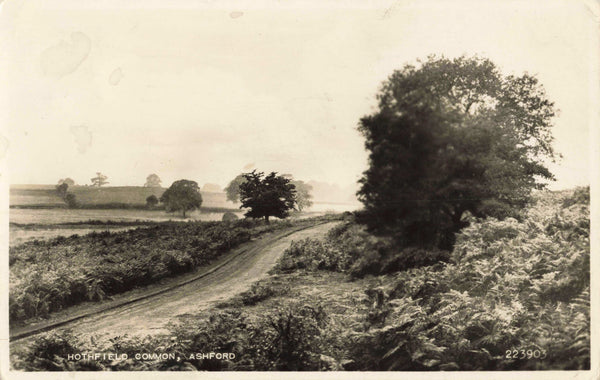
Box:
[357,55,557,249]
[91,172,109,187]
[160,179,203,218]
[146,194,159,208]
[239,170,296,222]
[58,178,75,186]
[144,173,162,187]
[55,183,69,199]
[282,175,313,211]
[225,174,246,203]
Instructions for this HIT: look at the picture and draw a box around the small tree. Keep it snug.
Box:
[146,194,159,209]
[57,178,75,186]
[56,183,69,199]
[144,174,162,187]
[222,211,239,222]
[65,193,78,208]
[160,180,203,218]
[91,172,109,187]
[291,180,313,211]
[239,170,296,223]
[225,174,246,203]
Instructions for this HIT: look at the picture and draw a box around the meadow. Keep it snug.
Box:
[10,185,230,209]
[11,187,590,371]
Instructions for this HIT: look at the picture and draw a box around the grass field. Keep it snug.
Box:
[10,208,244,225]
[9,226,140,247]
[10,185,232,209]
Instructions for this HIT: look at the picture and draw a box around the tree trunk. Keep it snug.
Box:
[182,209,186,218]
[265,215,270,224]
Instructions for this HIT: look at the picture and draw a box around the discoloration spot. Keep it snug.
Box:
[230,11,244,19]
[0,134,9,159]
[40,32,91,78]
[109,67,124,86]
[70,125,92,153]
[243,162,255,170]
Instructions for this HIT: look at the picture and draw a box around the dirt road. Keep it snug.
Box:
[10,221,338,350]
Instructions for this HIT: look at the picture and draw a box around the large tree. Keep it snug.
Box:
[160,179,203,218]
[239,170,296,223]
[357,55,556,249]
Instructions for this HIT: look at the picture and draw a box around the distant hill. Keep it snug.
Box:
[10,185,234,209]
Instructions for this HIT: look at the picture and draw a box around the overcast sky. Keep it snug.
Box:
[1,0,597,190]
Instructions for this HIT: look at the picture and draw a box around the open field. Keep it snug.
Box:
[10,185,231,209]
[9,225,141,247]
[10,208,244,225]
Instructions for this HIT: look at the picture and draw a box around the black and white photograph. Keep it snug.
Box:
[0,0,597,377]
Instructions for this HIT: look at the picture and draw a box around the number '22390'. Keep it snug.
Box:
[505,349,547,360]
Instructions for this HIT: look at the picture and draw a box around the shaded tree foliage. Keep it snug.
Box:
[357,55,556,249]
[55,183,69,199]
[146,194,159,208]
[287,177,313,211]
[160,180,203,218]
[65,193,78,208]
[239,170,296,223]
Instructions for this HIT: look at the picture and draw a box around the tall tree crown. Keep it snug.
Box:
[357,55,557,249]
[239,170,297,222]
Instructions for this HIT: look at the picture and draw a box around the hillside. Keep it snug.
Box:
[10,185,232,209]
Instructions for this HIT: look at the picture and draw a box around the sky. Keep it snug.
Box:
[0,0,597,191]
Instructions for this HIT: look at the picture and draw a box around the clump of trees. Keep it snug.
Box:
[160,179,203,218]
[226,172,313,211]
[55,181,77,208]
[357,55,557,249]
[239,170,296,223]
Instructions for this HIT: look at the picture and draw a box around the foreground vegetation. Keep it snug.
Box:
[12,188,589,371]
[9,217,333,324]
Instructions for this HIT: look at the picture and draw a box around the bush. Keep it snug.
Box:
[275,238,351,273]
[65,193,78,208]
[561,186,589,208]
[239,280,289,306]
[146,195,159,209]
[245,303,328,370]
[222,212,239,222]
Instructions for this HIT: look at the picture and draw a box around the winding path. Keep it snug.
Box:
[10,221,338,351]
